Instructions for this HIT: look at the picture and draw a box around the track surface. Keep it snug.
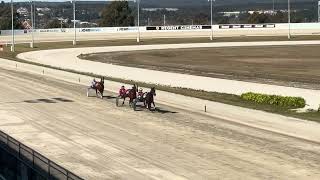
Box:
[1,68,320,179]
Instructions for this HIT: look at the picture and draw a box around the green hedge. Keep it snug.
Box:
[241,92,306,108]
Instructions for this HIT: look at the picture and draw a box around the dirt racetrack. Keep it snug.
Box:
[1,66,320,179]
[83,45,320,89]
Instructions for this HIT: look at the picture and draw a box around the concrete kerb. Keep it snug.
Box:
[2,57,320,144]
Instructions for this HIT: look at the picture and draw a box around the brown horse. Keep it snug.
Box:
[144,87,156,110]
[120,85,137,106]
[95,77,104,99]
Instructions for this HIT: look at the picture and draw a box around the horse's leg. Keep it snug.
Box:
[129,98,132,106]
[122,97,125,105]
[100,90,103,99]
[95,89,98,97]
[148,101,152,111]
[151,96,155,108]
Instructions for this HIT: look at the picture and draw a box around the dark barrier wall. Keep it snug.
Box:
[0,131,83,180]
[0,148,46,180]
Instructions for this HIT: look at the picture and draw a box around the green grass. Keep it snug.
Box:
[0,36,320,122]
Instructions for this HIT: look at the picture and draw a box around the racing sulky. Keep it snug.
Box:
[116,84,137,107]
[132,87,156,111]
[87,77,104,99]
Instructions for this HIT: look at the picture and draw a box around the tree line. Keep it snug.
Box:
[0,0,318,30]
[0,1,22,30]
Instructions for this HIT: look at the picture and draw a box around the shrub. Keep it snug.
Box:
[241,92,306,109]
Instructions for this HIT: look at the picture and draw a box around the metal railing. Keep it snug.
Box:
[0,130,84,180]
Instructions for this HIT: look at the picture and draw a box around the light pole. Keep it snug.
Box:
[33,1,36,29]
[209,0,214,40]
[272,0,275,14]
[72,0,77,45]
[137,0,140,43]
[318,1,320,22]
[163,14,166,26]
[288,0,291,39]
[30,0,34,48]
[11,0,15,52]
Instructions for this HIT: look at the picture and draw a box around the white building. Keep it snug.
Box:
[36,7,51,12]
[17,7,29,17]
[220,11,241,17]
[142,8,179,12]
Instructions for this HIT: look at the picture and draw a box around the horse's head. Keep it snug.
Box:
[132,85,137,91]
[100,77,104,84]
[150,87,156,96]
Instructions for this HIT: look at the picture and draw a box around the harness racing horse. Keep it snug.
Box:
[93,77,105,99]
[117,85,137,107]
[144,87,156,110]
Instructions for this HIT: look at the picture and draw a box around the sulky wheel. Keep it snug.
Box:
[116,97,120,107]
[132,99,137,111]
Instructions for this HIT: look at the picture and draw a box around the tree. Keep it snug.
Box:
[217,16,230,24]
[45,19,66,29]
[0,1,22,30]
[247,12,271,24]
[270,11,287,23]
[193,12,209,25]
[99,0,134,27]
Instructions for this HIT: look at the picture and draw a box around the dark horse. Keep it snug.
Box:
[95,77,104,99]
[144,87,156,110]
[121,85,137,106]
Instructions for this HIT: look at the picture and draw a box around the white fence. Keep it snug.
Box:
[1,23,320,36]
[0,27,141,36]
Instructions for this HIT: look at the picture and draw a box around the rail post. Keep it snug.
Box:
[48,159,51,179]
[18,143,21,158]
[32,151,35,167]
[6,134,9,145]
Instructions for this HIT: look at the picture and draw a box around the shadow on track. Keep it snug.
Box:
[0,97,74,104]
[153,107,178,114]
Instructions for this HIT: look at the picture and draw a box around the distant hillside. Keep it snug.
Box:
[13,0,319,10]
[141,0,318,9]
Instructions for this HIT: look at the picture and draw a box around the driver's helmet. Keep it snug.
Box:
[139,88,143,93]
[93,78,96,82]
[121,86,125,89]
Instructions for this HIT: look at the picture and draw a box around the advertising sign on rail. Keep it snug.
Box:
[80,28,102,32]
[146,25,211,31]
[117,27,138,31]
[39,29,63,33]
[219,24,276,29]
